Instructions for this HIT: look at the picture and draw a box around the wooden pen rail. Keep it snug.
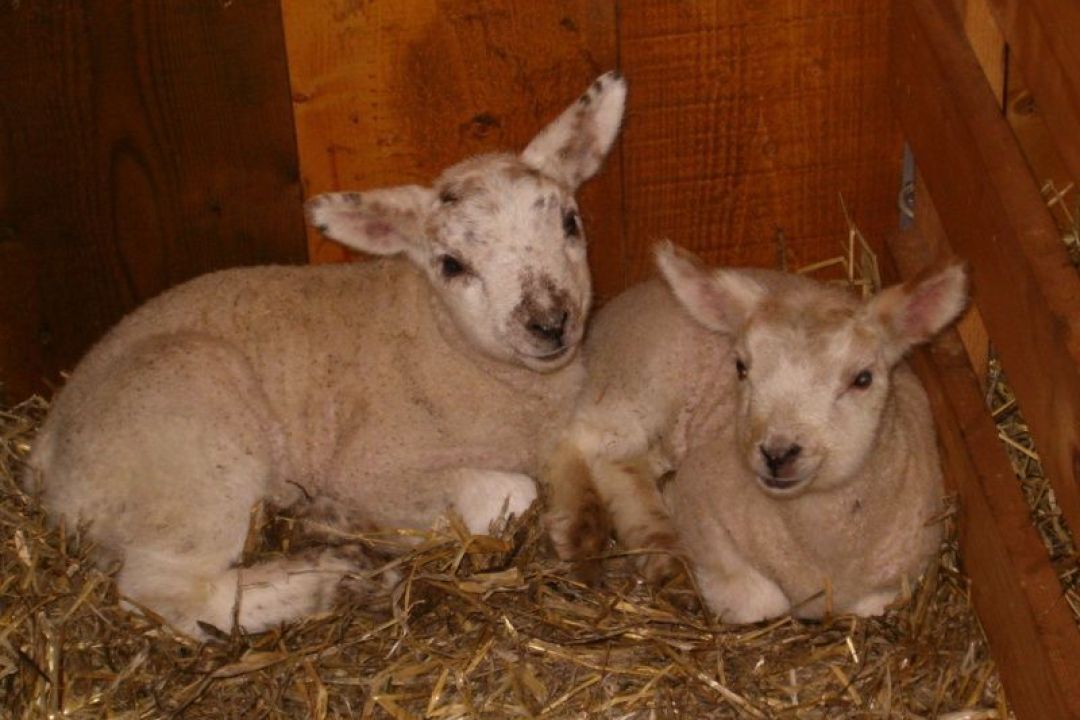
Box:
[888,0,1080,717]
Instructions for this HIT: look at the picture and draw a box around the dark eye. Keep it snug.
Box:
[563,209,580,238]
[852,369,873,389]
[438,189,459,204]
[439,255,466,279]
[736,358,748,380]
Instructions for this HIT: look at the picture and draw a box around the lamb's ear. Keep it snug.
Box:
[654,241,764,335]
[305,186,435,257]
[869,261,968,361]
[520,71,627,190]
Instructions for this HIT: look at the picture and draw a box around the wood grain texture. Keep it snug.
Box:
[280,0,624,296]
[0,1,307,397]
[617,0,902,283]
[913,172,991,389]
[888,230,1080,720]
[890,0,1080,543]
[0,240,44,404]
[985,0,1080,185]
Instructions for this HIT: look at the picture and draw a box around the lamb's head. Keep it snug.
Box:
[305,72,627,372]
[656,243,967,497]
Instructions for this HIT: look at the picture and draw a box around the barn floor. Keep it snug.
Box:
[0,397,1007,719]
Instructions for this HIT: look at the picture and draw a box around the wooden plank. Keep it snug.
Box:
[984,0,1080,185]
[0,239,44,404]
[0,1,307,396]
[957,0,1006,107]
[279,0,624,297]
[617,0,902,283]
[890,0,1080,542]
[913,172,991,389]
[887,230,1080,720]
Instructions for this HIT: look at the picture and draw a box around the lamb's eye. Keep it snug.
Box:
[852,369,873,389]
[439,255,466,279]
[563,209,580,238]
[438,189,459,205]
[736,358,748,380]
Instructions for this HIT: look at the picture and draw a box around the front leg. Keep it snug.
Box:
[324,462,537,541]
[452,469,538,535]
[591,456,683,584]
[695,563,791,624]
[542,441,613,582]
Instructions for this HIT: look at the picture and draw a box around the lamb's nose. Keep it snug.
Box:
[760,443,802,476]
[527,311,569,345]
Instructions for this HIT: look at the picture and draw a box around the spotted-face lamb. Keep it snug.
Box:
[25,72,627,638]
[545,244,965,620]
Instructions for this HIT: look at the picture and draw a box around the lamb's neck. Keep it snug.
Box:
[672,331,738,459]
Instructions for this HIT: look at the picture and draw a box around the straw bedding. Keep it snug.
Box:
[1,394,1007,719]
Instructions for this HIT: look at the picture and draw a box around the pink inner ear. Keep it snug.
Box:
[900,277,950,340]
[364,220,393,239]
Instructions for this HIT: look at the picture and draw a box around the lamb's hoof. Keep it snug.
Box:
[545,509,612,585]
[635,534,686,585]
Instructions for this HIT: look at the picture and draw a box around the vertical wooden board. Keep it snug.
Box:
[890,0,1080,542]
[888,230,1080,720]
[0,1,307,396]
[617,0,902,283]
[280,0,624,297]
[985,0,1080,185]
[0,240,44,404]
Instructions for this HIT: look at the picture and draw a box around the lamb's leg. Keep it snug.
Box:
[541,441,612,582]
[451,469,538,535]
[325,461,539,541]
[846,590,897,618]
[695,563,791,624]
[590,456,683,583]
[31,334,354,638]
[119,548,354,638]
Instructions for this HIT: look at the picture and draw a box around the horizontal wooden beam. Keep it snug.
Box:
[887,230,1080,720]
[889,0,1080,545]
[985,0,1080,184]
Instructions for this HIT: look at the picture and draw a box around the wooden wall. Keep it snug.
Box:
[0,1,307,402]
[283,0,902,299]
[0,0,901,402]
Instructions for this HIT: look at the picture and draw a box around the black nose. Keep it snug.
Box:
[760,443,802,476]
[527,311,569,345]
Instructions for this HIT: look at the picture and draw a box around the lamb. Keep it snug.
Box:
[545,243,965,622]
[24,71,627,638]
[654,245,965,621]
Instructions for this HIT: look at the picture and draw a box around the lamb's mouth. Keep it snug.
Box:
[530,346,571,360]
[758,475,803,492]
